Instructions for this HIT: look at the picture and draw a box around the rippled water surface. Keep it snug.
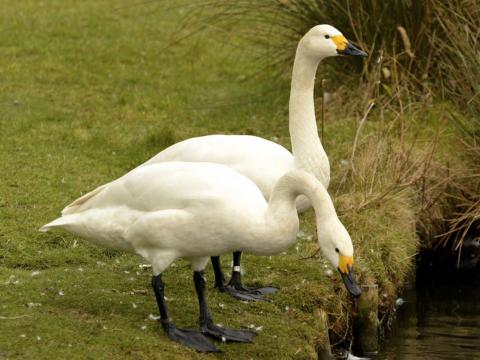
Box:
[376,274,480,360]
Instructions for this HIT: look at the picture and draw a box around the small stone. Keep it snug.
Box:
[27,302,42,308]
[395,298,406,308]
[131,289,148,295]
[5,275,19,285]
[148,314,160,321]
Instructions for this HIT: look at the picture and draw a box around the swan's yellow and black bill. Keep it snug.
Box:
[332,35,367,57]
[337,255,362,298]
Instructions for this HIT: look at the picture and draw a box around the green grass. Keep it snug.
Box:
[0,0,462,358]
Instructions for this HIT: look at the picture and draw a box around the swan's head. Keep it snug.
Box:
[316,216,361,298]
[299,24,367,60]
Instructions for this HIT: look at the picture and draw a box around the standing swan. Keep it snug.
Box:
[40,162,360,352]
[67,25,367,301]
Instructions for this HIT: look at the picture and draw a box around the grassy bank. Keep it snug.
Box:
[0,1,469,359]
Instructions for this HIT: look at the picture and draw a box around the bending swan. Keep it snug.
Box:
[41,162,361,352]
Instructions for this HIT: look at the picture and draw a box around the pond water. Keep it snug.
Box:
[375,273,480,360]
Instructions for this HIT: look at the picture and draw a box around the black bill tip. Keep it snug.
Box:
[338,266,362,298]
[337,42,368,57]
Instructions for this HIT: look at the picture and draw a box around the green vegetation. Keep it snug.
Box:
[1,1,477,359]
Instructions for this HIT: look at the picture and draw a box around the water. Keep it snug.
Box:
[376,273,480,360]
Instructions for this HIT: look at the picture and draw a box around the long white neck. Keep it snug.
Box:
[261,170,335,254]
[289,42,330,188]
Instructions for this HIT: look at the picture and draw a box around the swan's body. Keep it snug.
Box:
[42,162,340,269]
[48,162,292,263]
[41,161,360,352]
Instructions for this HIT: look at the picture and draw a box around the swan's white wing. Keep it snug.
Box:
[73,162,265,212]
[61,183,109,215]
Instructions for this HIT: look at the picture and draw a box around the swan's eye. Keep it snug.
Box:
[335,248,339,253]
[325,35,330,39]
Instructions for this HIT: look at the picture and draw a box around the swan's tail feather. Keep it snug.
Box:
[39,216,73,232]
[61,183,108,215]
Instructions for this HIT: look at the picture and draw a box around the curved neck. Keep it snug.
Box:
[289,43,330,187]
[266,171,335,237]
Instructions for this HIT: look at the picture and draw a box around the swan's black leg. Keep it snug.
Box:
[224,252,278,301]
[193,270,255,343]
[151,274,219,352]
[211,256,226,291]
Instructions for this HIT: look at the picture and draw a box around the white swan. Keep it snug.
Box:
[69,24,366,300]
[40,161,360,352]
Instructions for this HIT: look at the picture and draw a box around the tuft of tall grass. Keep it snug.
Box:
[191,0,480,116]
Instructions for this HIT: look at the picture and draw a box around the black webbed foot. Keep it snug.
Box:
[229,282,278,295]
[200,318,256,343]
[224,272,278,301]
[211,253,278,301]
[222,284,272,302]
[162,320,219,353]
